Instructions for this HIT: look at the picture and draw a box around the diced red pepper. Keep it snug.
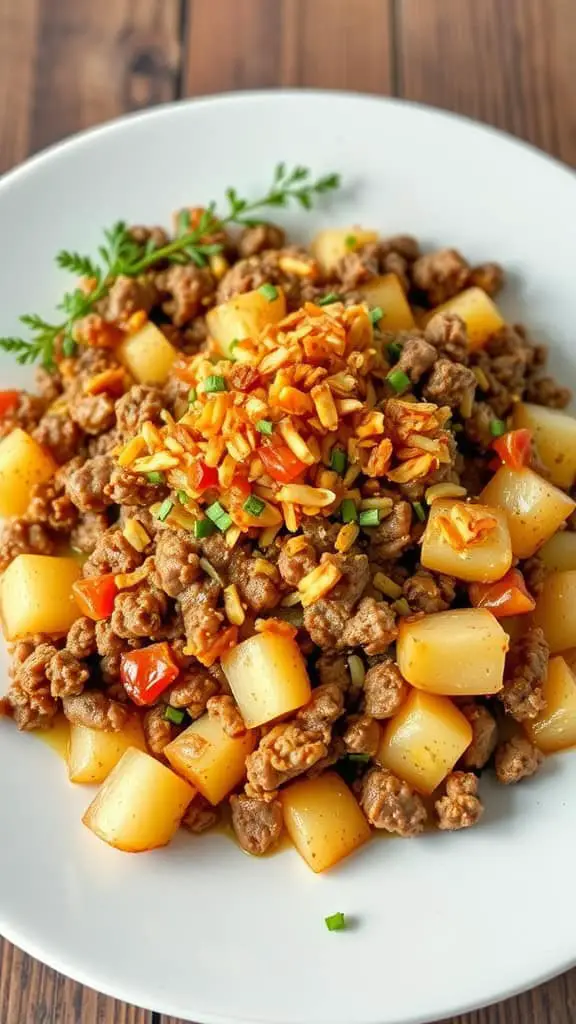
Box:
[492,428,532,471]
[72,574,118,621]
[258,444,306,484]
[0,390,20,418]
[120,642,180,706]
[469,569,536,618]
[189,460,219,493]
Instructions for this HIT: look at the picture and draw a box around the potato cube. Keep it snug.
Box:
[512,402,576,489]
[0,428,57,518]
[356,273,415,331]
[68,716,147,784]
[82,747,195,852]
[480,466,575,558]
[310,227,378,274]
[423,287,505,351]
[525,656,576,753]
[280,772,371,873]
[533,570,576,653]
[396,607,508,696]
[421,499,512,582]
[117,321,176,385]
[164,713,256,805]
[221,632,311,727]
[207,287,286,359]
[539,532,576,573]
[0,554,81,640]
[378,690,473,795]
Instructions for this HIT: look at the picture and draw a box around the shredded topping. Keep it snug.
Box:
[436,503,499,551]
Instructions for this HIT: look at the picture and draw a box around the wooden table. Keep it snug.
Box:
[0,1,575,1021]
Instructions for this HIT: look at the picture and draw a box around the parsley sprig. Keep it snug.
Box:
[0,164,341,368]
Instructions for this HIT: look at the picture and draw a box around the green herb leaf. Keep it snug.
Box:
[386,368,411,395]
[341,499,358,524]
[243,494,266,517]
[156,498,174,522]
[325,912,346,932]
[258,283,279,302]
[330,448,347,475]
[359,508,380,527]
[193,518,216,539]
[164,706,185,725]
[205,501,233,532]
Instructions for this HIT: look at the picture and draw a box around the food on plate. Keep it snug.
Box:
[0,163,575,872]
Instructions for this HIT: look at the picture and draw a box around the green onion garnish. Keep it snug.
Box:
[164,706,185,725]
[490,418,507,437]
[393,597,411,617]
[386,368,411,394]
[193,518,216,539]
[345,235,357,250]
[188,387,197,404]
[177,490,189,505]
[202,375,228,394]
[325,912,346,932]
[341,499,358,524]
[330,448,347,475]
[147,471,165,485]
[62,336,77,358]
[156,498,174,522]
[386,341,403,363]
[243,494,266,517]
[359,508,381,527]
[369,306,384,326]
[318,292,342,306]
[229,339,240,352]
[412,501,426,523]
[347,753,371,763]
[259,283,278,302]
[206,501,233,532]
[256,419,274,436]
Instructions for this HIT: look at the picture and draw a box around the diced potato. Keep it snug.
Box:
[421,499,512,582]
[0,428,57,518]
[280,772,371,873]
[206,287,286,359]
[221,632,311,727]
[68,716,147,784]
[117,322,176,385]
[533,570,576,653]
[164,713,256,805]
[424,287,505,351]
[0,554,81,640]
[82,747,195,852]
[539,532,576,573]
[512,403,576,489]
[396,608,508,696]
[480,466,575,558]
[310,227,378,274]
[525,656,576,752]
[378,690,472,795]
[356,273,415,331]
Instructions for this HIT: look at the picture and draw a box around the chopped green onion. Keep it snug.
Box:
[386,368,411,394]
[202,375,228,394]
[229,338,240,352]
[330,448,347,475]
[188,387,197,404]
[359,508,381,527]
[258,283,278,302]
[345,235,357,250]
[193,518,216,539]
[412,501,426,523]
[243,494,266,517]
[318,292,342,306]
[256,419,274,436]
[341,499,358,524]
[206,501,233,532]
[62,336,77,358]
[147,471,165,485]
[386,341,403,363]
[393,597,412,617]
[156,498,174,522]
[490,418,507,437]
[325,912,346,932]
[369,306,384,326]
[164,706,185,726]
[347,753,371,763]
[177,490,189,505]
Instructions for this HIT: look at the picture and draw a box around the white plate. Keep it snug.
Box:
[0,91,575,1024]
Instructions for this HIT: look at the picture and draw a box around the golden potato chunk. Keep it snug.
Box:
[512,402,576,489]
[423,287,505,350]
[525,656,576,753]
[0,554,81,640]
[356,273,415,331]
[539,532,576,573]
[533,570,576,654]
[164,713,256,805]
[68,717,147,784]
[310,227,378,274]
[117,321,177,385]
[0,428,57,518]
[421,499,512,583]
[480,466,575,559]
[280,772,371,873]
[207,286,286,359]
[221,632,311,728]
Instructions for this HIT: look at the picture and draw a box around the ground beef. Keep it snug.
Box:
[105,274,159,321]
[277,539,317,587]
[302,553,371,649]
[238,223,285,258]
[381,250,410,291]
[499,626,549,721]
[246,720,328,795]
[343,715,380,756]
[34,366,62,403]
[363,659,408,719]
[111,581,168,639]
[199,532,232,572]
[26,474,78,532]
[182,795,219,834]
[8,643,58,729]
[228,551,280,613]
[369,502,413,560]
[0,519,56,572]
[341,597,398,655]
[217,252,280,303]
[229,793,283,854]
[403,570,456,614]
[168,667,219,716]
[522,555,547,597]
[62,691,130,731]
[411,248,469,306]
[33,413,84,465]
[524,375,571,409]
[65,456,115,512]
[494,735,544,784]
[95,619,140,683]
[423,359,477,409]
[301,516,342,554]
[469,262,504,295]
[395,336,438,383]
[335,245,379,291]
[460,703,498,770]
[180,579,223,654]
[206,694,246,737]
[68,388,117,436]
[435,772,484,830]
[154,529,201,597]
[316,653,350,691]
[424,312,469,363]
[297,683,344,738]
[46,649,89,698]
[360,767,427,837]
[157,265,215,326]
[143,705,177,756]
[83,528,144,577]
[107,466,163,507]
[66,617,97,659]
[69,512,110,553]
[464,401,498,450]
[0,392,46,440]
[115,385,164,436]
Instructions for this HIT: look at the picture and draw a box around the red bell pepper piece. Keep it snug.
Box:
[0,390,20,417]
[72,574,118,621]
[259,444,306,484]
[189,459,219,493]
[120,642,180,706]
[469,568,536,618]
[492,428,532,471]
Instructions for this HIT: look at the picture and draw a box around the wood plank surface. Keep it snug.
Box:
[1,0,576,1022]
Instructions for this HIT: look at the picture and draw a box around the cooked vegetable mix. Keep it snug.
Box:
[0,166,575,872]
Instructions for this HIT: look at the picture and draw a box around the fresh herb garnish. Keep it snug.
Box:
[386,340,403,364]
[258,283,279,302]
[490,418,507,437]
[188,387,198,404]
[359,508,381,527]
[164,706,185,726]
[147,471,165,485]
[256,419,274,436]
[369,306,384,326]
[205,501,233,532]
[340,499,358,524]
[156,498,174,522]
[325,912,346,932]
[243,495,266,517]
[412,501,426,522]
[177,490,189,505]
[330,448,347,475]
[193,518,216,539]
[202,375,228,394]
[317,292,342,306]
[386,368,411,395]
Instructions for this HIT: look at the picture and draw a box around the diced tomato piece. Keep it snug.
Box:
[0,390,20,417]
[492,428,532,471]
[189,460,219,493]
[258,445,306,484]
[72,574,118,621]
[120,642,180,706]
[469,568,536,617]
